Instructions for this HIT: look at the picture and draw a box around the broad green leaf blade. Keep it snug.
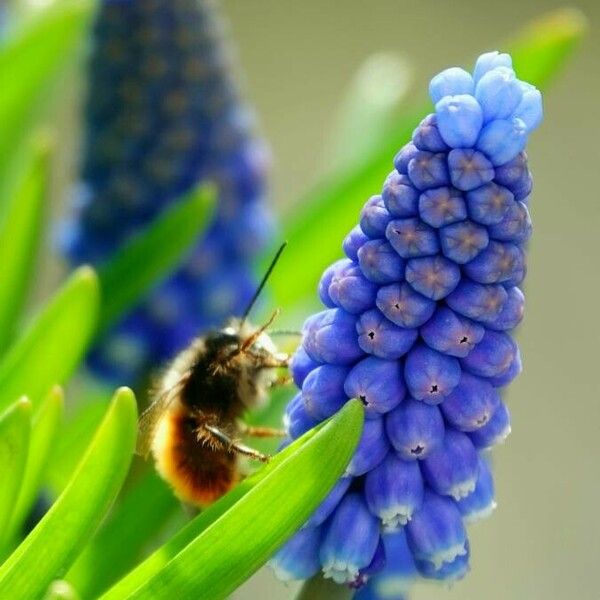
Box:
[0,1,92,177]
[44,390,110,495]
[66,470,179,599]
[0,138,49,354]
[101,425,329,600]
[269,8,587,309]
[97,184,215,334]
[0,388,137,599]
[4,387,64,548]
[0,398,31,548]
[104,400,364,600]
[0,267,100,413]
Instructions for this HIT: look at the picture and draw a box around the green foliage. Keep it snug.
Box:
[0,388,137,599]
[0,267,100,413]
[44,393,110,495]
[0,139,49,353]
[0,0,92,179]
[96,184,215,335]
[268,7,588,311]
[0,399,32,550]
[66,470,179,599]
[3,387,64,553]
[102,400,363,600]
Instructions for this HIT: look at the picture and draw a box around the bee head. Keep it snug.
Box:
[222,317,288,408]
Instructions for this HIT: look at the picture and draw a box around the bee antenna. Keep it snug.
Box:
[240,241,287,326]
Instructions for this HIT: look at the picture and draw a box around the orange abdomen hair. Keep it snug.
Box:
[151,403,238,507]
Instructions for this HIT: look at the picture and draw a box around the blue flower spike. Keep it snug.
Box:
[273,51,541,594]
[60,0,274,385]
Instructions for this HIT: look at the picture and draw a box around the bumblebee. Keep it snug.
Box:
[136,244,290,506]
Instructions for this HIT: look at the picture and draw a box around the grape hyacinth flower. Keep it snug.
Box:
[270,51,542,594]
[59,0,272,384]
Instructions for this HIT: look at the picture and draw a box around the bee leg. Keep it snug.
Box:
[268,374,293,388]
[203,424,271,463]
[257,356,290,369]
[238,422,287,438]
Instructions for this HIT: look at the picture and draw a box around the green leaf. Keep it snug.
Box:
[66,469,179,599]
[0,138,49,354]
[323,52,413,172]
[97,184,215,335]
[0,1,92,177]
[509,8,588,88]
[0,267,100,413]
[269,7,587,309]
[0,388,137,599]
[102,400,363,600]
[44,390,110,495]
[3,387,64,550]
[0,398,32,549]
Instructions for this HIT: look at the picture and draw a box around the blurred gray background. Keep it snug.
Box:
[218,1,600,599]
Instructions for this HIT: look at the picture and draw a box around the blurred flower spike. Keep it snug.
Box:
[270,51,542,595]
[59,0,273,384]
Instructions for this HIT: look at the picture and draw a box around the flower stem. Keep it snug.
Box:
[295,576,354,600]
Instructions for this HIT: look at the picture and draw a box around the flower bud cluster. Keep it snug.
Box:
[59,0,273,383]
[270,51,542,594]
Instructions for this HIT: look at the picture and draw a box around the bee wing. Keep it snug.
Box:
[136,370,191,458]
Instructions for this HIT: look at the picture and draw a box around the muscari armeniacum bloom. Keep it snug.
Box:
[59,0,272,384]
[270,51,541,595]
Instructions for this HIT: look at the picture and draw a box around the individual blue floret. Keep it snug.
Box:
[404,255,461,300]
[407,151,450,191]
[429,67,474,106]
[439,219,489,264]
[382,171,420,218]
[328,264,379,314]
[376,282,436,328]
[447,148,495,192]
[302,309,363,364]
[419,306,485,358]
[344,225,370,261]
[302,364,350,420]
[320,494,381,585]
[436,94,483,148]
[386,218,440,258]
[461,329,517,377]
[404,344,461,403]
[356,308,418,359]
[360,195,393,238]
[418,186,467,228]
[469,401,511,449]
[421,430,479,500]
[269,526,322,582]
[289,345,321,388]
[412,114,449,153]
[406,491,468,572]
[441,372,501,432]
[344,356,405,416]
[365,453,424,530]
[457,456,496,523]
[354,530,417,600]
[358,239,406,284]
[284,393,320,439]
[386,398,445,460]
